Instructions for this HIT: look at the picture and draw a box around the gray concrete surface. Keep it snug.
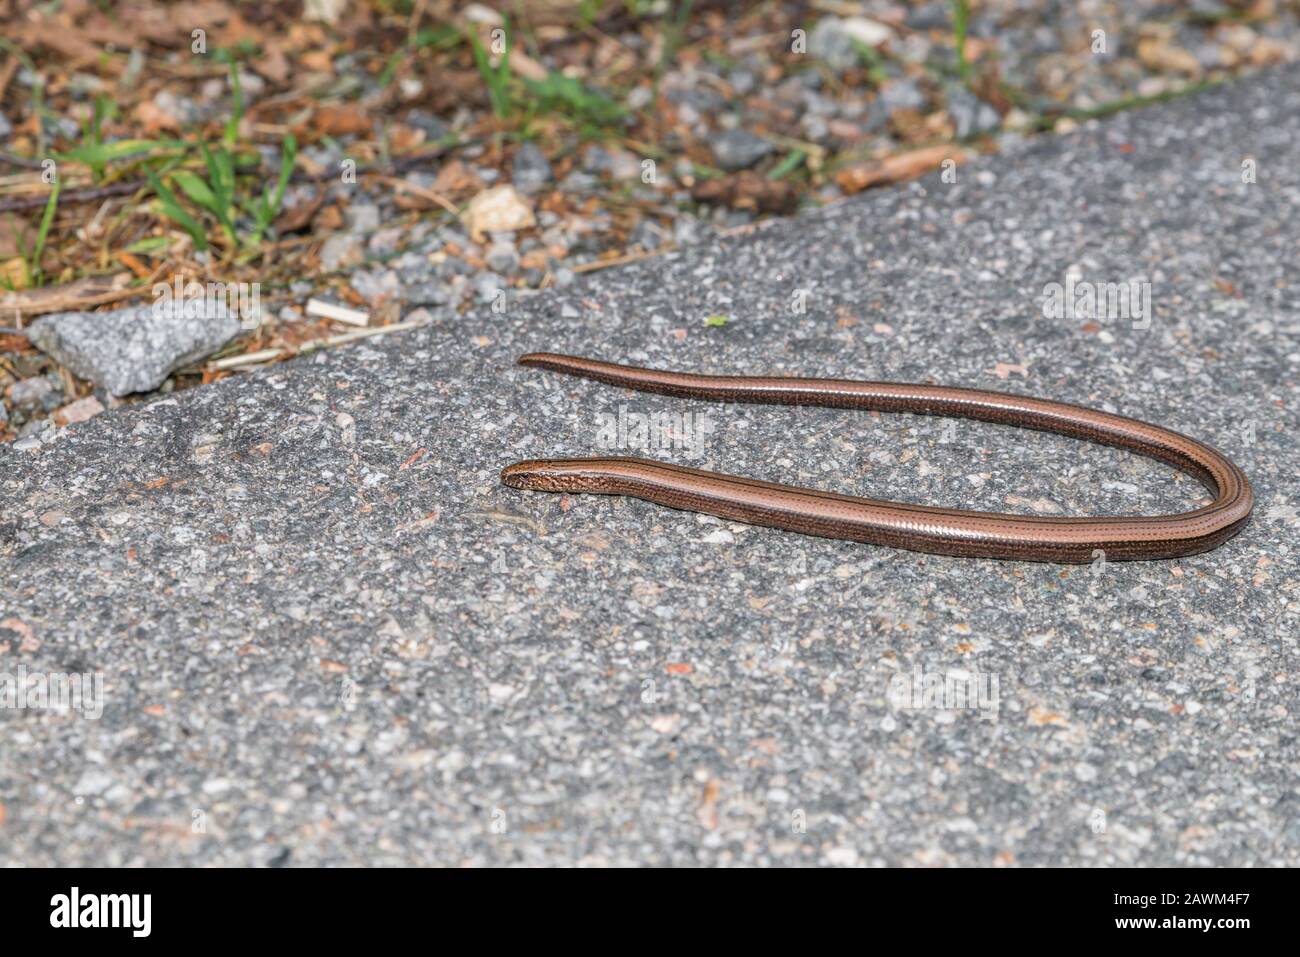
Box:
[2,67,1298,866]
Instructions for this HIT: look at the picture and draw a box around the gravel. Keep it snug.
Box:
[1,68,1297,866]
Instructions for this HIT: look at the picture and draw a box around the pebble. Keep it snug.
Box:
[405,109,450,141]
[150,89,200,127]
[730,69,756,95]
[345,202,381,234]
[52,395,104,427]
[711,129,774,171]
[629,220,668,251]
[368,228,405,256]
[463,185,536,241]
[349,268,403,302]
[474,272,506,303]
[8,377,52,412]
[511,141,553,193]
[486,240,520,274]
[320,233,364,271]
[947,86,1001,138]
[809,16,895,71]
[879,78,927,113]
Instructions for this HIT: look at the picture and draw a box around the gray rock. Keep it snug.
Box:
[7,376,53,412]
[665,83,725,115]
[729,69,756,96]
[511,141,553,193]
[150,90,200,128]
[711,129,774,171]
[809,16,894,72]
[878,78,927,114]
[906,1,951,30]
[560,170,599,193]
[809,18,857,71]
[27,304,240,397]
[947,86,1001,138]
[673,216,704,246]
[486,240,520,274]
[625,86,653,111]
[345,202,381,234]
[405,109,450,141]
[319,233,364,271]
[234,69,265,101]
[0,112,12,138]
[349,268,403,302]
[474,271,506,303]
[405,281,453,307]
[629,219,668,251]
[367,227,405,256]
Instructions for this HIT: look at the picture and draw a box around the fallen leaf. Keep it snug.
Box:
[312,103,372,137]
[133,99,182,134]
[0,259,29,290]
[433,160,485,197]
[313,205,344,232]
[252,46,291,84]
[691,172,798,214]
[274,192,326,234]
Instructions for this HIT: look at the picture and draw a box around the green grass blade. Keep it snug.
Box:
[147,170,208,250]
[56,139,185,167]
[951,0,971,85]
[170,170,221,215]
[224,61,243,147]
[29,181,61,285]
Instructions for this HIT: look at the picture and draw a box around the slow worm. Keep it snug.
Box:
[501,353,1253,563]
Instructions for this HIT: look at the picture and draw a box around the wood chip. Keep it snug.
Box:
[834,145,967,194]
[0,272,136,321]
[306,298,370,327]
[210,348,286,370]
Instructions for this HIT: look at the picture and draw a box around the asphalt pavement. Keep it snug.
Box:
[1,67,1297,866]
